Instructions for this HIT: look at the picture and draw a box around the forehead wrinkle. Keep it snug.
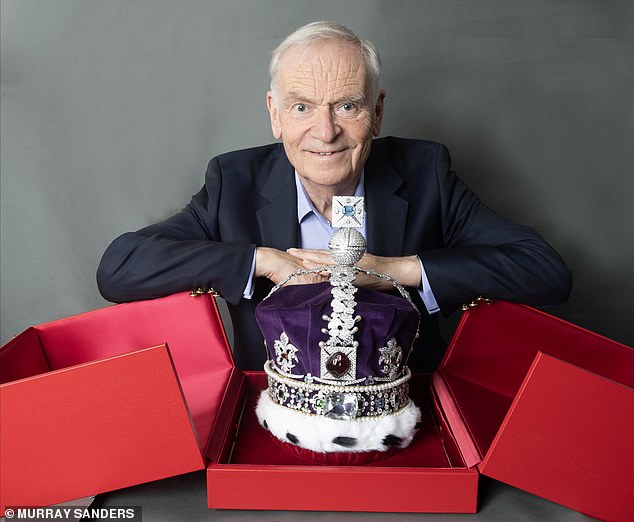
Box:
[280,45,369,106]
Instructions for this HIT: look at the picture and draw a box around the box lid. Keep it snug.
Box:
[1,344,205,509]
[434,300,634,521]
[33,292,235,448]
[0,292,235,510]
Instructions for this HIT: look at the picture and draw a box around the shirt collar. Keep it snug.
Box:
[295,171,365,225]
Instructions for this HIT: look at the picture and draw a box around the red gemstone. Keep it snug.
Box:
[326,352,350,378]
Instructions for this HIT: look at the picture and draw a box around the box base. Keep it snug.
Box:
[207,372,478,513]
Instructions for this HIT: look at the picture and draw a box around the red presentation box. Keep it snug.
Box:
[2,295,633,521]
[205,301,634,520]
[0,292,232,513]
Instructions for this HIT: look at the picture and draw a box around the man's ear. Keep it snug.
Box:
[267,91,282,140]
[372,90,386,137]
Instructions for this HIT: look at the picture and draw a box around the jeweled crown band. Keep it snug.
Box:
[264,360,412,420]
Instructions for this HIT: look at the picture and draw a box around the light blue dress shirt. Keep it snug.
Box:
[243,172,440,315]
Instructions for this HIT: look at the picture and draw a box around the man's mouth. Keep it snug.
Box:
[309,149,345,157]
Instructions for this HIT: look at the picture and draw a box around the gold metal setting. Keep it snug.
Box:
[189,287,220,297]
[461,296,493,311]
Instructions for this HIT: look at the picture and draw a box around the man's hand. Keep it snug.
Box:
[287,248,422,291]
[255,247,329,285]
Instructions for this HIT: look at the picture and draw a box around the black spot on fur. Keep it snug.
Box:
[332,436,357,448]
[415,422,422,430]
[262,420,268,430]
[382,434,402,447]
[286,432,299,444]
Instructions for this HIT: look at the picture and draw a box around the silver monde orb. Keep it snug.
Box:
[328,228,367,266]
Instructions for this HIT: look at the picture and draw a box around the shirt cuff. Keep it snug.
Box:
[242,250,257,299]
[417,257,440,314]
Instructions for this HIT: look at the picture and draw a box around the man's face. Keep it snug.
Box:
[267,41,384,193]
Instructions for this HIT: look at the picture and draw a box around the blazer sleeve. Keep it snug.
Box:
[419,144,572,313]
[96,157,255,305]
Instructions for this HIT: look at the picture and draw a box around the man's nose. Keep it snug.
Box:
[311,106,341,142]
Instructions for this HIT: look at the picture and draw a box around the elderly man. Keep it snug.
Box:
[97,21,571,371]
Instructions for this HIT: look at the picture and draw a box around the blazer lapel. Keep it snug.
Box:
[256,149,299,250]
[364,146,408,256]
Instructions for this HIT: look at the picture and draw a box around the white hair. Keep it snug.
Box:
[269,21,382,103]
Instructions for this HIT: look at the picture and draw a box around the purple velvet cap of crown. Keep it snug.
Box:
[255,282,419,380]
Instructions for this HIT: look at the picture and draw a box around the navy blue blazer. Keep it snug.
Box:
[97,137,571,371]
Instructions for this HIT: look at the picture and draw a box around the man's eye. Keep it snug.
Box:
[294,104,307,113]
[337,102,358,116]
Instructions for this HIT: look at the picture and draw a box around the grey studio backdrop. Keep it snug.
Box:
[2,0,633,355]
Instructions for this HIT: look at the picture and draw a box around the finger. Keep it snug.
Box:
[287,248,333,264]
[301,261,331,278]
[287,247,326,258]
[356,252,379,271]
[301,259,322,269]
[285,272,328,286]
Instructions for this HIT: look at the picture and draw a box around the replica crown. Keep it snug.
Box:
[255,197,422,463]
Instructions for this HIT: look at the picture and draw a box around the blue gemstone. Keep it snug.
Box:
[343,205,355,216]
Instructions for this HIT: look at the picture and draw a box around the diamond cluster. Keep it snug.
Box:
[265,361,411,420]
